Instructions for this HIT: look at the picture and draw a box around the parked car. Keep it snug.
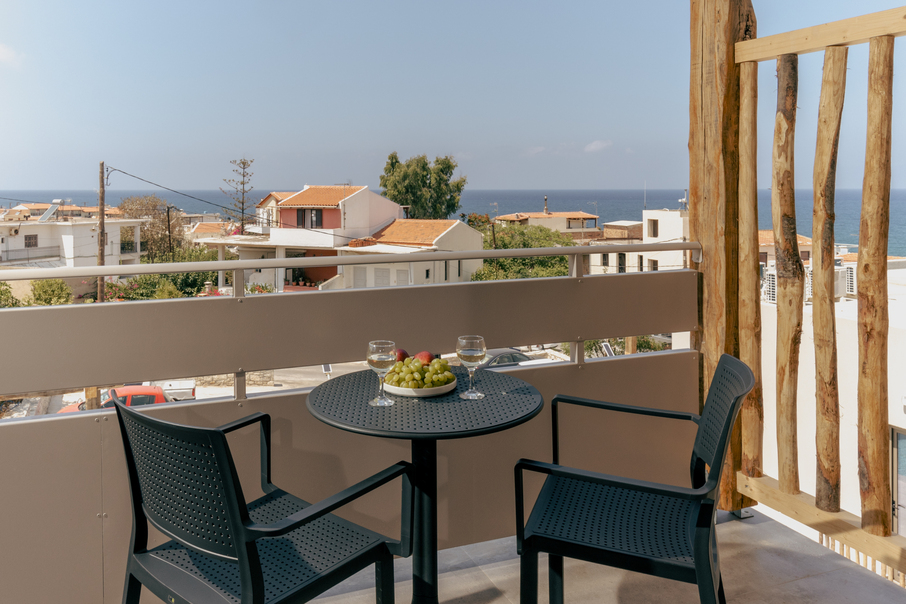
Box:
[479,348,534,368]
[56,386,173,413]
[142,379,196,401]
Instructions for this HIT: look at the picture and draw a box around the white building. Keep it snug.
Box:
[588,208,690,274]
[760,267,906,536]
[198,186,483,291]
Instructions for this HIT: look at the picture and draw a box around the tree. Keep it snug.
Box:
[221,157,256,234]
[118,194,186,262]
[0,282,20,308]
[470,224,575,281]
[380,152,467,219]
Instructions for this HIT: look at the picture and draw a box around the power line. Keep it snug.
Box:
[106,166,369,243]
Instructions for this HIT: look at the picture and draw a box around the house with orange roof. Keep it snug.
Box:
[197,186,482,292]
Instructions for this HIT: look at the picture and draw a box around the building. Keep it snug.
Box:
[198,185,483,291]
[589,208,688,274]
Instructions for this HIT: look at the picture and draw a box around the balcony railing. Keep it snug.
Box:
[0,245,61,263]
[0,242,711,602]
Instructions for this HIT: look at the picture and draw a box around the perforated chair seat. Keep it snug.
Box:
[136,490,389,604]
[526,476,696,571]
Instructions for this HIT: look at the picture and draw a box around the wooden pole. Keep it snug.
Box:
[689,0,754,511]
[858,35,893,537]
[97,161,105,304]
[813,46,847,513]
[772,54,803,495]
[738,57,763,480]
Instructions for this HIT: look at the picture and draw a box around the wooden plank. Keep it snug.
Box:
[812,46,847,513]
[735,6,906,63]
[738,58,763,480]
[737,473,906,572]
[772,54,804,495]
[858,36,893,537]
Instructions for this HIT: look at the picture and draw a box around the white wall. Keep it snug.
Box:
[760,271,906,517]
[341,189,405,239]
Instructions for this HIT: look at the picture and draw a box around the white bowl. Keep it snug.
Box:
[383,377,457,398]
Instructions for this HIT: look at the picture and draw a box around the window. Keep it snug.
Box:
[618,253,626,274]
[444,261,449,281]
[310,209,323,229]
[602,254,609,267]
[649,259,659,271]
[296,209,323,229]
[425,269,430,279]
[759,252,768,264]
[801,250,810,262]
[638,255,644,272]
[396,270,409,286]
[24,234,38,248]
[648,219,659,238]
[457,260,461,277]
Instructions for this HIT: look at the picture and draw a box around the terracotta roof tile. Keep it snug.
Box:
[191,222,231,234]
[276,185,367,208]
[371,219,457,247]
[758,229,812,246]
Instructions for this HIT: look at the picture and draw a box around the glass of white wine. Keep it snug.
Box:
[367,340,396,406]
[457,335,487,400]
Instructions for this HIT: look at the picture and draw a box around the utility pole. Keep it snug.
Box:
[97,161,105,304]
[166,205,173,260]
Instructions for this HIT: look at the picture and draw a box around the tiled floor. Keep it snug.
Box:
[315,509,905,603]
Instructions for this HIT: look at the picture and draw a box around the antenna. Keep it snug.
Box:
[644,181,647,210]
[490,202,498,217]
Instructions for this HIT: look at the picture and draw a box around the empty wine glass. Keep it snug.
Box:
[457,335,487,400]
[367,340,396,406]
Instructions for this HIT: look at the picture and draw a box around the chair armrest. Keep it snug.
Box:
[551,394,700,422]
[245,461,414,548]
[218,412,273,493]
[516,458,714,502]
[550,394,700,464]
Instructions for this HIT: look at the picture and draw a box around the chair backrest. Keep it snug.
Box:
[114,401,247,560]
[690,354,755,489]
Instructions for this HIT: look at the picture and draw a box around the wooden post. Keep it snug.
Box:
[772,54,803,495]
[858,35,893,537]
[813,46,847,513]
[689,0,754,511]
[738,57,763,480]
[624,336,637,355]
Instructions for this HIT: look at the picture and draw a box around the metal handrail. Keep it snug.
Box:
[0,241,702,282]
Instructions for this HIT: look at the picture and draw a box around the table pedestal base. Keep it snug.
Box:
[412,439,437,604]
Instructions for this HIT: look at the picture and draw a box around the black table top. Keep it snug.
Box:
[306,366,543,440]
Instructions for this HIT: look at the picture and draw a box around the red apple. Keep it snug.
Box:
[394,348,410,362]
[414,350,434,365]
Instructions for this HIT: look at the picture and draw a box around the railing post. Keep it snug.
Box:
[857,35,893,537]
[772,53,803,495]
[813,45,847,513]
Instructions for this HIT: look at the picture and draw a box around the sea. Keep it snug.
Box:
[2,188,904,257]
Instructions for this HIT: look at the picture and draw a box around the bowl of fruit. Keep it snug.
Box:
[382,349,457,397]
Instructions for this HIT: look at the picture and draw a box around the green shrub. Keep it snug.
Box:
[0,282,20,308]
[28,279,74,306]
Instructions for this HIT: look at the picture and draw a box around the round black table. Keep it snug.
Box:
[307,366,543,604]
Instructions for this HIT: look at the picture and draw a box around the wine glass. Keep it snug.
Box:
[457,335,487,400]
[367,340,396,406]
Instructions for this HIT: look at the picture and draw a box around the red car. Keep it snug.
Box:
[56,386,173,413]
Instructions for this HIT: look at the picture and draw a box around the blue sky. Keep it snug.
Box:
[1,1,904,191]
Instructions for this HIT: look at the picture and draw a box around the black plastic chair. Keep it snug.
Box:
[113,400,413,604]
[515,354,754,604]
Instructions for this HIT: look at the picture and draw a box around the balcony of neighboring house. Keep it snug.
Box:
[0,243,61,264]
